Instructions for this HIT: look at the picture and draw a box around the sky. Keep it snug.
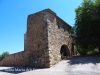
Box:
[0,0,83,54]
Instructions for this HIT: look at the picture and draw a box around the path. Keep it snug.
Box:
[0,54,100,75]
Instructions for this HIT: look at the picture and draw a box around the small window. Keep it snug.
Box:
[38,44,40,48]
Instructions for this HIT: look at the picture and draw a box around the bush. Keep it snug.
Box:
[77,46,99,55]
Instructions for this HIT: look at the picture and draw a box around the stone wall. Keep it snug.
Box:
[46,11,72,66]
[0,9,75,68]
[24,10,50,67]
[0,51,25,66]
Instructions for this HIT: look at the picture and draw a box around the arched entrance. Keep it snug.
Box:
[60,45,69,58]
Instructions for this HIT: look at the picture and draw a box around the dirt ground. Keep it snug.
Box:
[0,54,100,75]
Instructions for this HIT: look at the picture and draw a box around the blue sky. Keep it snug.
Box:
[0,0,83,54]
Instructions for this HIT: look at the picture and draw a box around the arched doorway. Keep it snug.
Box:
[60,45,69,58]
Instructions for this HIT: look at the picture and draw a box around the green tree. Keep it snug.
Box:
[0,52,9,61]
[75,0,100,54]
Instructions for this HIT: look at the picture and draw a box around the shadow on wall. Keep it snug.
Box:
[66,53,100,65]
[0,66,48,74]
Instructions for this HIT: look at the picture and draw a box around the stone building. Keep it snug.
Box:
[0,9,76,68]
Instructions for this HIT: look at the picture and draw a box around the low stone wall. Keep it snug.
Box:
[0,51,25,66]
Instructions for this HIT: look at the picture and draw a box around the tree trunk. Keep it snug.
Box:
[98,46,100,54]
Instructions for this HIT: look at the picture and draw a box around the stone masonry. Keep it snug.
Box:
[0,9,76,68]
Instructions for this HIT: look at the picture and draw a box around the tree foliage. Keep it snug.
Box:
[0,52,9,61]
[75,0,100,54]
